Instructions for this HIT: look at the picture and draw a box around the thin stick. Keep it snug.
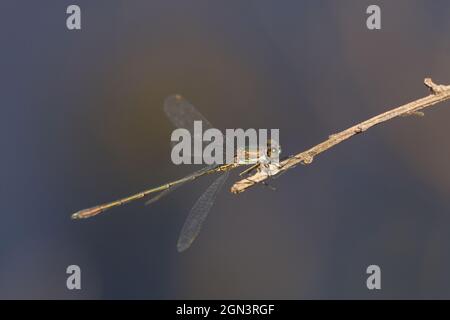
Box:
[231,78,450,194]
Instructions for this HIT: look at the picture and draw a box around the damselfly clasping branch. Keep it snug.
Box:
[71,95,282,252]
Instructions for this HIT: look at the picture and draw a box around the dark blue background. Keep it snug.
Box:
[1,1,450,299]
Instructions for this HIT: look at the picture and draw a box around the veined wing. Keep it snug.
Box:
[145,95,215,206]
[144,165,216,206]
[164,94,213,132]
[148,94,232,252]
[164,93,234,161]
[177,170,230,252]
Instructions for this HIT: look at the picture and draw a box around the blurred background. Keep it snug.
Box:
[1,0,450,299]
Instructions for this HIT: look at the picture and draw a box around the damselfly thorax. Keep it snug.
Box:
[234,139,281,164]
[234,139,282,176]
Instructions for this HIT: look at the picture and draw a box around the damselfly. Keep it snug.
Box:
[71,95,281,252]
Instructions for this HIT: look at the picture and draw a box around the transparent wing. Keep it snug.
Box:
[165,94,214,162]
[144,165,215,206]
[164,94,213,132]
[144,186,181,206]
[164,94,235,159]
[177,170,230,252]
[165,95,232,251]
[145,95,215,206]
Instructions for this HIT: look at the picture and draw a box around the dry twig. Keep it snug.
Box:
[231,78,450,194]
